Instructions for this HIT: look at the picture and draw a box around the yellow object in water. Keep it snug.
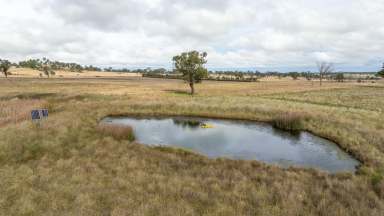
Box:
[201,123,214,129]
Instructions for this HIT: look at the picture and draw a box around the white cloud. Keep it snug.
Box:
[0,0,383,71]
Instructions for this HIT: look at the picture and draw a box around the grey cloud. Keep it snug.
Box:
[47,0,234,40]
[0,0,383,70]
[45,0,147,30]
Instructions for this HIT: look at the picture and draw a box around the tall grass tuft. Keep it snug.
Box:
[371,170,384,198]
[272,112,306,131]
[97,123,135,141]
[0,99,43,126]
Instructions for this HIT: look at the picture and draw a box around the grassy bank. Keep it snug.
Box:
[0,77,383,215]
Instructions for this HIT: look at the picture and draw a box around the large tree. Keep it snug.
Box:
[41,64,55,78]
[172,51,208,95]
[317,62,334,86]
[378,63,384,78]
[0,59,12,78]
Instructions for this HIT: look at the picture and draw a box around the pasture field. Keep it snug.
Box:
[7,67,141,78]
[0,76,383,215]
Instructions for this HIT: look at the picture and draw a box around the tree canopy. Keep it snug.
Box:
[40,64,56,78]
[172,51,208,95]
[335,73,344,82]
[19,58,84,72]
[0,59,12,78]
[317,62,334,86]
[288,72,299,80]
[378,63,384,78]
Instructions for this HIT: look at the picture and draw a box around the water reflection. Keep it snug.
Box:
[271,127,301,142]
[173,119,202,129]
[102,116,360,173]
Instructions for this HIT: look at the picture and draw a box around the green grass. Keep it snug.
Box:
[0,77,383,215]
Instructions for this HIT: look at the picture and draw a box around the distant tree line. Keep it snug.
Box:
[142,68,380,83]
[143,69,323,82]
[18,58,101,72]
[1,57,383,82]
[15,57,174,75]
[105,67,162,74]
[2,57,155,74]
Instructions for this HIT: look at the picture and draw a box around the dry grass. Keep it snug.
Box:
[97,123,135,141]
[8,67,141,78]
[0,76,383,215]
[265,86,384,112]
[0,99,44,126]
[272,112,306,131]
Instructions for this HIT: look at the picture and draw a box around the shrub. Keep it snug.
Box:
[371,171,384,198]
[97,123,135,141]
[289,72,299,80]
[335,73,344,82]
[377,64,384,77]
[42,100,58,113]
[272,112,305,131]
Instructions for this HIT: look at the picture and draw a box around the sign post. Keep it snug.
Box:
[31,109,49,125]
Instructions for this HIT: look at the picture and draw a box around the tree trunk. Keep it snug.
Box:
[189,82,195,95]
[4,71,7,78]
[320,73,322,86]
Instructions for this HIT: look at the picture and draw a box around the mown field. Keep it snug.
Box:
[0,76,383,215]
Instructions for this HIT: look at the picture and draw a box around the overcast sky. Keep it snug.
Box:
[0,0,383,71]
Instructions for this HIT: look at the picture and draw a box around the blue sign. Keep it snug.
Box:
[41,109,49,117]
[31,109,49,120]
[31,110,41,120]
